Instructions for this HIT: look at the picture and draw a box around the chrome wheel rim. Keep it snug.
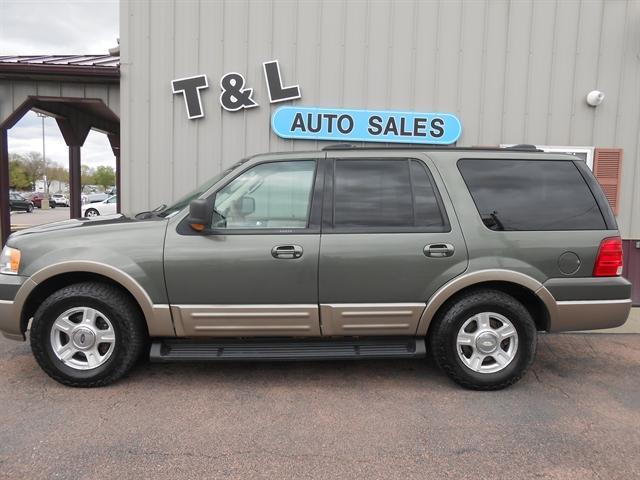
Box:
[86,210,98,217]
[456,312,518,374]
[50,307,116,370]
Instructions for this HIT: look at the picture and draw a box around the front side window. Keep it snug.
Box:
[213,160,316,229]
[458,159,606,231]
[332,159,448,231]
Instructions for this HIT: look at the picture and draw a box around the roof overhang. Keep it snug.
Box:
[0,55,119,84]
[0,64,119,84]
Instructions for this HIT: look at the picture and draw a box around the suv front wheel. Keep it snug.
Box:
[429,289,537,390]
[30,282,146,387]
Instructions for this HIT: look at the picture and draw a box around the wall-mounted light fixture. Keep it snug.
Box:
[586,90,605,107]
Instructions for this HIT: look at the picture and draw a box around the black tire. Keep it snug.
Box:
[85,208,99,217]
[50,202,56,209]
[429,289,537,390]
[30,282,147,387]
[26,204,34,213]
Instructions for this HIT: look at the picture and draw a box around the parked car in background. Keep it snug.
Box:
[51,194,69,207]
[29,193,56,209]
[8,192,34,212]
[87,193,109,203]
[83,195,118,217]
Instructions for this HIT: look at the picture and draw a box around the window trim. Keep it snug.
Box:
[322,157,451,234]
[176,158,324,236]
[457,157,609,232]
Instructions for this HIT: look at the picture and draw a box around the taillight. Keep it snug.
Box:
[593,237,623,277]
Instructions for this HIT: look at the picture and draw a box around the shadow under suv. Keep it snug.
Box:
[0,146,631,389]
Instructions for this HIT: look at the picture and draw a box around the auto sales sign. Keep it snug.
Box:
[272,107,460,145]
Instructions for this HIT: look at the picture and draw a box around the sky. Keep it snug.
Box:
[1,0,119,171]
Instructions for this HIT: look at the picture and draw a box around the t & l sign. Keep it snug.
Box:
[171,59,461,144]
[171,60,300,118]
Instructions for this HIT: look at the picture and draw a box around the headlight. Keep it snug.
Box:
[0,246,21,275]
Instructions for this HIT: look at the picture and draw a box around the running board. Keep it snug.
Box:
[150,337,425,362]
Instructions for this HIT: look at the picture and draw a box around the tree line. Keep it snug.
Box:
[9,152,115,191]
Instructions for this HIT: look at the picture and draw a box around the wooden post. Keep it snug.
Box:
[0,129,10,246]
[69,145,82,219]
[108,134,121,213]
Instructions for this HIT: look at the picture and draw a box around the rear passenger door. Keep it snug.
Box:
[319,152,468,336]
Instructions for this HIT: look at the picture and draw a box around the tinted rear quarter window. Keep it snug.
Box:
[458,159,606,231]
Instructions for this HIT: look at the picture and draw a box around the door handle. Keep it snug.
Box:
[271,245,303,259]
[424,243,455,258]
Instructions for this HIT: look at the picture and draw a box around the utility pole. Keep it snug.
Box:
[35,112,49,209]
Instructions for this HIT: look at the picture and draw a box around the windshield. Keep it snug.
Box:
[158,157,251,217]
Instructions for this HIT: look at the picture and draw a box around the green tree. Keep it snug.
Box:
[93,165,116,189]
[81,165,95,188]
[19,151,45,189]
[8,157,30,189]
[46,163,69,190]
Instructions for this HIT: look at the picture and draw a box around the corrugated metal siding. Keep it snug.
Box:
[121,0,640,238]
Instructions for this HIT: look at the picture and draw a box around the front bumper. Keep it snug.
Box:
[0,299,23,340]
[0,274,29,341]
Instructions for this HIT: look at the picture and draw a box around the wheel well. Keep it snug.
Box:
[20,272,148,335]
[427,281,550,335]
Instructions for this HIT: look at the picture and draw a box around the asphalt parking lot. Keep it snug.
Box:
[10,207,72,228]
[0,333,639,479]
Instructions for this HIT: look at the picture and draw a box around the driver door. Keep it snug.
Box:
[163,153,324,337]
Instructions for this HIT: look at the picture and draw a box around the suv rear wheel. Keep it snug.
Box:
[429,289,537,390]
[30,282,146,387]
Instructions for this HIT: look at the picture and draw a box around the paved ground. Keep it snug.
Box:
[10,207,71,228]
[0,333,638,479]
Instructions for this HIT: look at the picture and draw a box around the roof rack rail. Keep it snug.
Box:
[504,144,543,152]
[318,143,547,152]
[322,143,358,150]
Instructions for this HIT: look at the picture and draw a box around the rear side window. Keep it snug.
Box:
[458,159,606,231]
[332,159,448,231]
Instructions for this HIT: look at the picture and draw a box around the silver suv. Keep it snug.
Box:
[0,146,631,389]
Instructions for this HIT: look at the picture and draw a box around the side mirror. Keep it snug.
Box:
[240,196,255,215]
[188,199,214,233]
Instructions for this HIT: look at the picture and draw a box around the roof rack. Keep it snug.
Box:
[321,143,545,152]
[504,144,543,152]
[322,143,358,150]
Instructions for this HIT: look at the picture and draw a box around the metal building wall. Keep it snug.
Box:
[120,0,640,238]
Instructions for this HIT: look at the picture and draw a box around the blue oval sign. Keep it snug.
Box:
[272,106,461,144]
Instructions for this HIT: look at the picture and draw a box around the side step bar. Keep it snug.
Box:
[150,337,426,362]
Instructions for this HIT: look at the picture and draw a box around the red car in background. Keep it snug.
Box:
[29,193,56,209]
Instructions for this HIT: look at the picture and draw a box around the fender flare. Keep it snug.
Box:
[416,269,557,336]
[16,261,174,337]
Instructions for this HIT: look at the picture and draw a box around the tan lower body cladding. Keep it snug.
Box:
[319,304,425,336]
[170,303,426,337]
[171,305,321,337]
